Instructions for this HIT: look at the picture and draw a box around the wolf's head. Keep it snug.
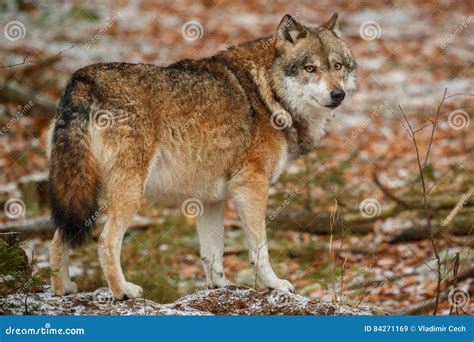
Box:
[270,13,357,115]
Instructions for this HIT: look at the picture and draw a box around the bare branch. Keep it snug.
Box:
[423,88,447,169]
[0,46,74,69]
[413,121,434,135]
[399,98,443,315]
[444,93,474,100]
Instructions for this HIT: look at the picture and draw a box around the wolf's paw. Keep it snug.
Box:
[122,282,143,299]
[266,278,295,293]
[208,276,234,289]
[52,280,78,296]
[64,281,78,295]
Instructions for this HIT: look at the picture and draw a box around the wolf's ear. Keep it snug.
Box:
[322,13,341,38]
[277,14,307,44]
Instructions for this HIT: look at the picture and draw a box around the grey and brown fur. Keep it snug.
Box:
[48,14,357,299]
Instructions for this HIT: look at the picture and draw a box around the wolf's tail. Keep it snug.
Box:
[48,72,101,248]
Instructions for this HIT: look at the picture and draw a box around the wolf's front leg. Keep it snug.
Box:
[196,201,232,288]
[231,176,294,293]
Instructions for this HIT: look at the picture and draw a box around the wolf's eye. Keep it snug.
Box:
[304,65,316,73]
[334,63,343,70]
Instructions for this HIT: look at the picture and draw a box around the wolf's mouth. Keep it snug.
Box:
[311,97,341,109]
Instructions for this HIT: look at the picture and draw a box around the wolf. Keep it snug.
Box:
[48,13,357,299]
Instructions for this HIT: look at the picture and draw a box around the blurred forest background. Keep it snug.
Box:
[0,0,472,315]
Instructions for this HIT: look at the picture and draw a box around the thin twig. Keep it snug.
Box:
[449,253,460,315]
[0,46,74,69]
[423,88,447,169]
[399,103,443,315]
[413,121,434,135]
[444,93,474,100]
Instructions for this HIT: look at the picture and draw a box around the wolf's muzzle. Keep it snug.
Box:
[330,88,345,105]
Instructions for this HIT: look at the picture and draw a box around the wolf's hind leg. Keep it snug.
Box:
[196,202,231,288]
[50,230,78,295]
[97,178,145,300]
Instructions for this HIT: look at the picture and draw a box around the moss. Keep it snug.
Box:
[0,238,42,314]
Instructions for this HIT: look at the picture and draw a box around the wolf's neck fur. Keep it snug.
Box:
[219,36,333,159]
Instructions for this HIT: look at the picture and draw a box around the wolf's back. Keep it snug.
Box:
[49,71,100,247]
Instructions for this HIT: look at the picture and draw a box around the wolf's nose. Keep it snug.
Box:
[330,88,345,102]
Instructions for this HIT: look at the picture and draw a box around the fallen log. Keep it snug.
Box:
[386,212,474,243]
[0,81,56,118]
[400,294,449,315]
[0,215,159,240]
[269,210,374,235]
[270,208,473,239]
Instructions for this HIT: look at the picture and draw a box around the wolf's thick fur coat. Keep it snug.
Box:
[48,14,357,299]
